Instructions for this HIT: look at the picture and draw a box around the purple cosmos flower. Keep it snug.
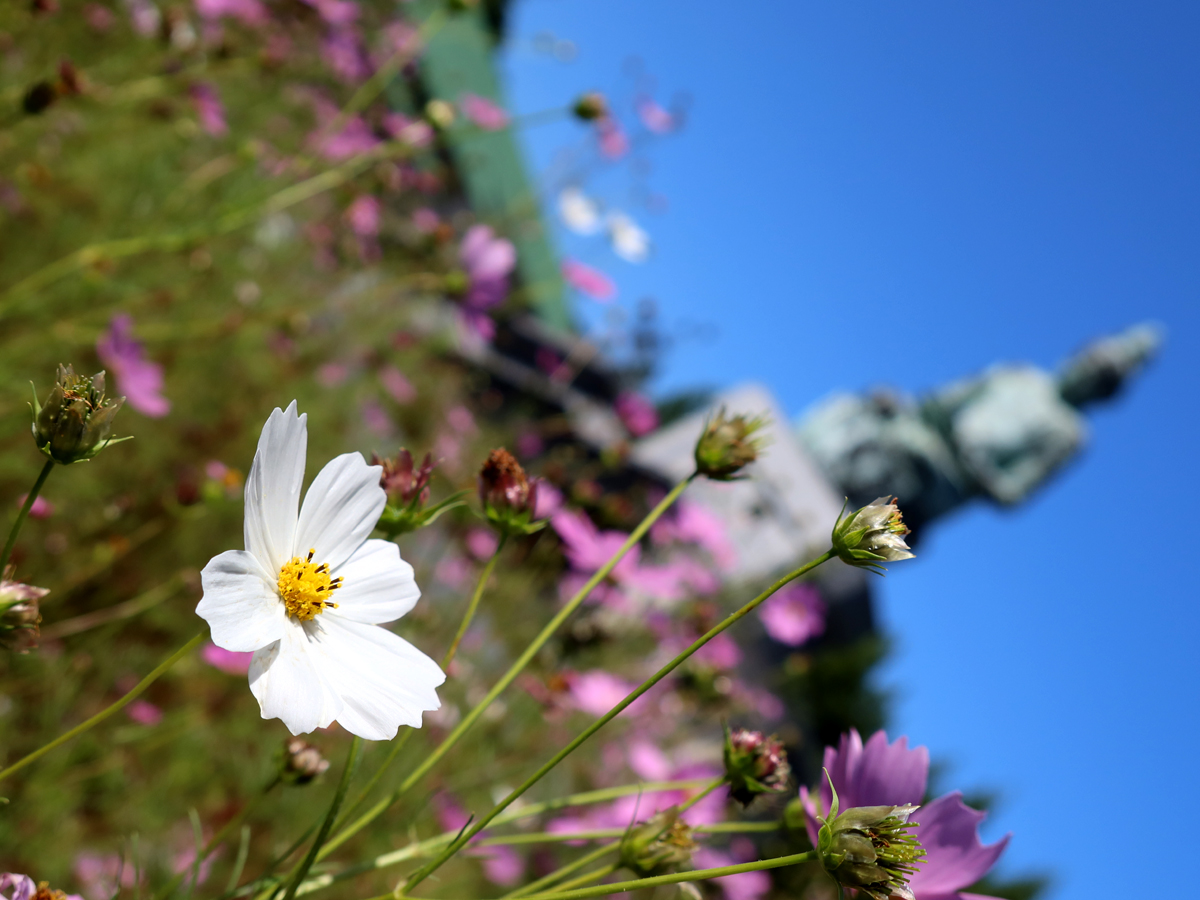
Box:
[561,259,616,302]
[321,28,371,83]
[457,225,516,339]
[194,0,268,26]
[758,582,826,647]
[0,873,36,900]
[801,730,1010,900]
[615,391,659,437]
[96,314,170,417]
[189,83,228,136]
[201,642,253,675]
[459,93,508,131]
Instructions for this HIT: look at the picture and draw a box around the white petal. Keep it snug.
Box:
[197,550,287,652]
[332,539,421,625]
[293,452,385,570]
[309,615,444,741]
[248,619,343,735]
[244,402,307,574]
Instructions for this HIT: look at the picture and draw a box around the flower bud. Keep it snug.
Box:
[478,448,545,537]
[815,774,924,900]
[723,726,791,806]
[0,567,48,654]
[277,737,330,785]
[693,408,767,481]
[425,99,456,130]
[571,92,609,122]
[31,365,127,465]
[374,449,458,537]
[830,496,914,574]
[618,808,697,878]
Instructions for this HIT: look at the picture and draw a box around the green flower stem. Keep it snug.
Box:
[319,476,697,861]
[543,863,618,894]
[335,536,506,836]
[0,458,53,574]
[280,737,364,900]
[271,781,713,900]
[0,630,204,783]
[400,548,836,895]
[501,845,617,900]
[366,852,819,900]
[497,777,727,897]
[154,776,280,900]
[444,534,506,669]
[475,821,778,847]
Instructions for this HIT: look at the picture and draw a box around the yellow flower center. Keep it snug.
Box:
[277,549,342,621]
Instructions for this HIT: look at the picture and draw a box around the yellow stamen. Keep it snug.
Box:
[277,549,341,621]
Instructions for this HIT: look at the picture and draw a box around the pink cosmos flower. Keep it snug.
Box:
[446,404,477,435]
[316,362,352,387]
[533,481,562,518]
[652,502,738,571]
[693,842,770,900]
[411,207,440,233]
[379,365,416,403]
[636,96,678,135]
[459,93,508,131]
[466,527,499,561]
[201,642,253,675]
[436,555,471,590]
[549,743,724,837]
[321,28,371,83]
[433,796,524,885]
[383,113,434,149]
[306,93,379,160]
[194,0,268,26]
[614,391,658,437]
[566,670,643,718]
[189,83,228,135]
[127,0,160,36]
[800,730,1010,900]
[561,259,615,302]
[360,399,391,436]
[0,874,36,900]
[303,0,359,25]
[457,225,516,339]
[345,195,381,237]
[126,699,163,726]
[596,117,629,159]
[758,583,826,647]
[551,509,688,604]
[18,495,53,519]
[96,314,170,417]
[74,853,138,900]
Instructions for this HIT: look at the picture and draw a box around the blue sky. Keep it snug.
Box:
[498,3,1199,898]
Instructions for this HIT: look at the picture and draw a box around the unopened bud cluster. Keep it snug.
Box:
[618,808,696,878]
[31,365,126,465]
[831,496,914,574]
[277,737,330,785]
[693,409,767,481]
[723,727,791,806]
[374,449,459,537]
[816,776,925,900]
[0,567,48,654]
[478,448,544,537]
[572,92,609,122]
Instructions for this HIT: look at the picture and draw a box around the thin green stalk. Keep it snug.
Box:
[336,537,504,834]
[280,737,364,900]
[472,821,775,848]
[154,777,280,900]
[366,852,818,900]
[677,778,724,815]
[512,852,816,900]
[0,458,53,573]
[502,845,616,899]
[288,780,716,899]
[544,863,617,894]
[444,534,505,669]
[0,630,204,782]
[226,826,253,896]
[319,476,696,860]
[401,548,836,893]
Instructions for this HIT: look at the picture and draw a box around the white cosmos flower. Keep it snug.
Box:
[607,212,651,264]
[196,402,444,740]
[557,186,602,235]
